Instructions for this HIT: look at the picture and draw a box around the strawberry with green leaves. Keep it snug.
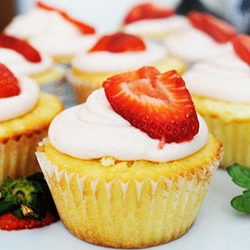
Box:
[227,163,250,213]
[0,63,20,98]
[103,66,199,145]
[88,32,146,53]
[187,11,238,43]
[123,2,175,25]
[0,33,41,63]
[0,172,59,230]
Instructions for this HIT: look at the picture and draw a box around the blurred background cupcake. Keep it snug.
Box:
[0,63,63,184]
[68,31,187,103]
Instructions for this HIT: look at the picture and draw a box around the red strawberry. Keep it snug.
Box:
[232,34,250,67]
[0,63,20,98]
[36,1,95,35]
[0,33,41,63]
[89,32,146,53]
[0,212,58,231]
[188,11,237,43]
[103,66,199,144]
[124,2,175,24]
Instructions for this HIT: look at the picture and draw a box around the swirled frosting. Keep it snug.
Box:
[183,46,250,104]
[5,8,96,57]
[0,48,53,76]
[48,88,208,162]
[164,27,231,63]
[71,41,168,73]
[0,76,40,122]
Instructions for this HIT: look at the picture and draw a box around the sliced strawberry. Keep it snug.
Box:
[232,34,250,66]
[103,66,199,144]
[188,11,237,43]
[89,32,146,53]
[0,33,41,63]
[0,212,58,231]
[124,2,175,24]
[0,63,20,98]
[36,1,95,34]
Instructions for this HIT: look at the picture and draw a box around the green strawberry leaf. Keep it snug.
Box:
[231,190,250,213]
[227,163,250,189]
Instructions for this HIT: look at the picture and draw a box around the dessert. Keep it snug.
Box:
[0,172,59,230]
[68,31,187,103]
[36,66,222,248]
[164,11,238,64]
[0,63,63,184]
[183,34,250,168]
[122,2,191,40]
[4,1,97,64]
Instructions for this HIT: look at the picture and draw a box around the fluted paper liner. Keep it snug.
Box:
[36,150,219,248]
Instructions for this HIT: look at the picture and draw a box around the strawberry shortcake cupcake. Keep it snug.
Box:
[36,66,222,248]
[183,34,250,168]
[0,63,63,184]
[164,11,238,64]
[68,31,187,103]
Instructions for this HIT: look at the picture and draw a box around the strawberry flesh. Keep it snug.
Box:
[232,34,250,67]
[36,1,95,34]
[188,11,237,43]
[0,63,20,98]
[103,66,199,144]
[124,2,175,24]
[89,32,146,53]
[0,33,41,63]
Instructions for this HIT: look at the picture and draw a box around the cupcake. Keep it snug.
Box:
[36,66,222,248]
[0,63,63,184]
[68,31,187,103]
[183,34,250,168]
[164,11,238,64]
[4,1,97,65]
[122,1,191,40]
[0,33,76,108]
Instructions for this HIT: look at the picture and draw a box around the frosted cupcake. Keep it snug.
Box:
[164,11,238,64]
[4,1,97,64]
[68,31,187,103]
[36,66,222,248]
[122,2,191,40]
[0,63,63,184]
[183,34,250,168]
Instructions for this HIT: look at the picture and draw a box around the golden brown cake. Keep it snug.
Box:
[0,63,63,184]
[36,66,222,248]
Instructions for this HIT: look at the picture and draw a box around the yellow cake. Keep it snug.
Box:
[68,32,186,103]
[0,64,63,184]
[36,67,222,248]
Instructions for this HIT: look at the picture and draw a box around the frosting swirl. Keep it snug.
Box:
[48,88,208,162]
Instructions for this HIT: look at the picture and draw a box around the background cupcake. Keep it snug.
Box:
[183,34,250,168]
[0,63,63,184]
[68,31,187,103]
[36,66,222,248]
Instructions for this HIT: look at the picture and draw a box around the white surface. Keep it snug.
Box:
[1,169,249,250]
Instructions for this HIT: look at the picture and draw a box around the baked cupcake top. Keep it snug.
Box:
[71,32,169,73]
[48,66,208,162]
[0,63,40,122]
[0,33,53,77]
[122,2,190,37]
[4,1,97,58]
[183,34,250,104]
[164,11,238,63]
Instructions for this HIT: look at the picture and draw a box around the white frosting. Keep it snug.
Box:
[48,88,208,162]
[71,41,168,73]
[0,48,53,76]
[123,15,191,35]
[164,27,231,63]
[183,48,250,104]
[0,76,40,122]
[5,8,96,57]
